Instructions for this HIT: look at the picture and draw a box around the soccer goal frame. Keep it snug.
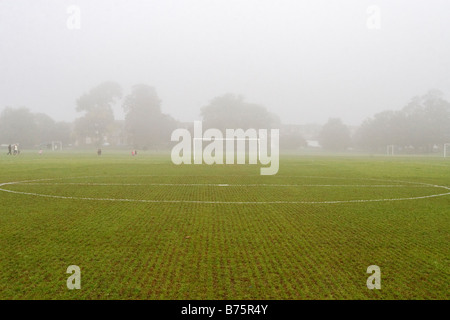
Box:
[386,144,395,156]
[444,143,450,158]
[51,141,63,151]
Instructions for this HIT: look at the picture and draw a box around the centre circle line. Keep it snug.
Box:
[0,176,449,204]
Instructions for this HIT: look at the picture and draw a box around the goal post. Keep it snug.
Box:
[444,143,450,158]
[51,141,63,151]
[386,145,395,156]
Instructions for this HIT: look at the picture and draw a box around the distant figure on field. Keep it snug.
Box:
[132,150,135,156]
[7,144,12,155]
[134,150,137,156]
[13,144,18,155]
[97,148,102,156]
[39,149,43,155]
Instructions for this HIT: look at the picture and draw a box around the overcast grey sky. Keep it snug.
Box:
[0,0,449,125]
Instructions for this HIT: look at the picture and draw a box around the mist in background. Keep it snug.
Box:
[1,0,449,125]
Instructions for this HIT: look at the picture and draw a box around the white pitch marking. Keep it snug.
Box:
[0,176,449,204]
[16,182,424,188]
[0,186,449,205]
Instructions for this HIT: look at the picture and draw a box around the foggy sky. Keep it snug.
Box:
[1,0,449,126]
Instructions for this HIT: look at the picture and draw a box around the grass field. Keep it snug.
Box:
[0,151,449,299]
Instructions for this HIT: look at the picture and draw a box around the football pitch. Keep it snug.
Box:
[0,152,449,299]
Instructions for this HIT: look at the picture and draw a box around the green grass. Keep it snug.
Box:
[0,151,449,299]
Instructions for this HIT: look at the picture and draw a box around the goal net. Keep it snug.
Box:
[51,141,63,151]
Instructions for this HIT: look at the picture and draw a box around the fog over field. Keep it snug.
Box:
[1,0,449,126]
[1,1,450,305]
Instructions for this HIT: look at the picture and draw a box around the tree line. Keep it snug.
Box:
[1,82,449,153]
[354,90,450,152]
[0,107,72,148]
[73,81,179,149]
[317,90,450,153]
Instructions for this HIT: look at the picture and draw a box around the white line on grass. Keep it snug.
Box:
[0,176,449,204]
[15,182,426,188]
